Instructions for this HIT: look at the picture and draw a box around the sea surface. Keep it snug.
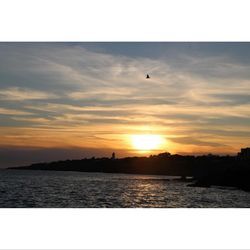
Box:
[0,170,250,208]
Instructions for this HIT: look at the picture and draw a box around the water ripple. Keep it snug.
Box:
[0,170,250,208]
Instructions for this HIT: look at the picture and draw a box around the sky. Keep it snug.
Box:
[0,42,250,167]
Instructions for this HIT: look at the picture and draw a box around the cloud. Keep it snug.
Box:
[0,87,58,101]
[206,93,250,105]
[169,137,225,147]
[0,107,32,116]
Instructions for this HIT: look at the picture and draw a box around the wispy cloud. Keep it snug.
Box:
[0,87,58,101]
[0,107,32,116]
[0,42,250,161]
[169,137,225,147]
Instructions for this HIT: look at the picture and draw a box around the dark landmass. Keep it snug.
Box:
[9,152,250,191]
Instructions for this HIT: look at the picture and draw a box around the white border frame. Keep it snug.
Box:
[0,209,250,249]
[1,0,250,249]
[1,0,250,41]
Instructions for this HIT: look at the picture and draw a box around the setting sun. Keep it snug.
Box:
[131,134,164,151]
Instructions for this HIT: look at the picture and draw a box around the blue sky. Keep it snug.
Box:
[0,42,250,167]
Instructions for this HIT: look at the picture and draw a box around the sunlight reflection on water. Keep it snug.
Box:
[0,170,250,208]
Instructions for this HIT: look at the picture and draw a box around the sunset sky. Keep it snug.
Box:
[1,42,250,167]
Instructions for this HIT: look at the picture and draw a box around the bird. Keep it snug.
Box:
[146,74,150,79]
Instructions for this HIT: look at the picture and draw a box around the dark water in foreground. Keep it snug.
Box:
[0,170,250,207]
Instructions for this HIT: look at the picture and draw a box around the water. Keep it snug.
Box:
[0,170,250,207]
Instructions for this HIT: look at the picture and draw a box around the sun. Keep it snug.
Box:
[131,134,164,151]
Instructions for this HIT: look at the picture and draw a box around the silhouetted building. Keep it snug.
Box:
[111,152,116,160]
[238,147,250,160]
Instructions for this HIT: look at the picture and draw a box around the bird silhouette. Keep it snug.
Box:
[146,74,150,79]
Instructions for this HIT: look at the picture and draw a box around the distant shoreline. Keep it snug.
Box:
[9,152,250,192]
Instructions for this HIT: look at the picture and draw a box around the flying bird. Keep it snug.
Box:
[146,74,150,79]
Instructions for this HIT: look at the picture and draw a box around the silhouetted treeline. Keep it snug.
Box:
[9,152,195,176]
[189,155,250,191]
[9,152,250,191]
